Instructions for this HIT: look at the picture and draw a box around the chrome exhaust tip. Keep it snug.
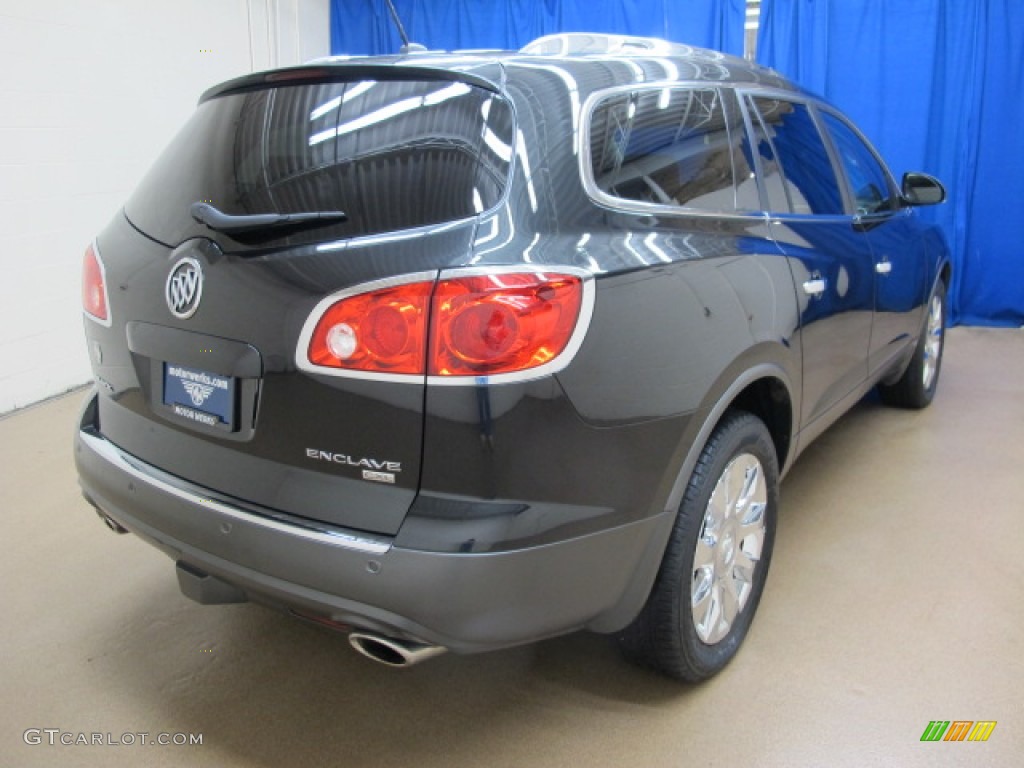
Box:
[95,509,129,534]
[348,631,446,668]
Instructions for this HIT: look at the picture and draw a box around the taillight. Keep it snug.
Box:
[306,278,432,375]
[298,268,592,382]
[430,272,584,377]
[82,242,110,326]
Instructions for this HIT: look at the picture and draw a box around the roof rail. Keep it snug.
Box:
[521,33,698,57]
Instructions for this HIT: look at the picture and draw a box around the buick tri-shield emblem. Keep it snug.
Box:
[166,257,203,319]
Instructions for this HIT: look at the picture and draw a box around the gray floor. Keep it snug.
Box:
[1,327,1021,767]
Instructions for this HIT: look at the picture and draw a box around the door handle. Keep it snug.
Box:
[875,260,892,275]
[802,278,826,297]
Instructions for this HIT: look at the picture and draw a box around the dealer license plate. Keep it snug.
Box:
[162,363,235,427]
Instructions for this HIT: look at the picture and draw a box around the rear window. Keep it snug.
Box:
[125,78,513,251]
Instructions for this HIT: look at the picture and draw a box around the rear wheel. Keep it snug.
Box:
[619,410,778,681]
[878,278,946,409]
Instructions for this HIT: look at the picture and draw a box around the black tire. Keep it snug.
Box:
[619,410,778,681]
[878,278,946,409]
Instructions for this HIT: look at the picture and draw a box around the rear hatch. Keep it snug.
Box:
[90,65,512,535]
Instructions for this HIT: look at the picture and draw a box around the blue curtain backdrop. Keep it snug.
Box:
[758,0,1024,326]
[330,0,745,58]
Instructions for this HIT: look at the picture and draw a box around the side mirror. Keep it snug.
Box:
[902,172,946,206]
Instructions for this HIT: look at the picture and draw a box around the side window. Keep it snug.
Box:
[820,111,896,214]
[748,97,844,215]
[589,87,750,212]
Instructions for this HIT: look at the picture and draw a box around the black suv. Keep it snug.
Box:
[75,33,950,680]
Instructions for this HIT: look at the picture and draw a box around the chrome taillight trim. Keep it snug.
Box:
[428,265,596,386]
[294,265,596,385]
[83,240,113,328]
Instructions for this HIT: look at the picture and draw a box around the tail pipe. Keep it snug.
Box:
[95,509,129,534]
[81,490,129,534]
[348,631,446,668]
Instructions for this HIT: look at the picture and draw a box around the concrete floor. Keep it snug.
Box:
[1,327,1021,767]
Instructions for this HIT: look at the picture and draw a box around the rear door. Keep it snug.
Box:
[742,94,875,427]
[93,72,513,535]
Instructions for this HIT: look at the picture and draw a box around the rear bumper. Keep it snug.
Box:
[74,393,669,652]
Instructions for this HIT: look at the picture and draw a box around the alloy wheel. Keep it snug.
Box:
[691,453,767,645]
[922,293,943,391]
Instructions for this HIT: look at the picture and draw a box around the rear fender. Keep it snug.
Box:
[588,357,796,633]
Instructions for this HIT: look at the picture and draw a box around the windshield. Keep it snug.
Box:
[125,78,513,251]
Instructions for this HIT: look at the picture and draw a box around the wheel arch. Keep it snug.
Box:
[588,360,796,633]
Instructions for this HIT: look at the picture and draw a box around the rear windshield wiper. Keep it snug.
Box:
[190,202,347,235]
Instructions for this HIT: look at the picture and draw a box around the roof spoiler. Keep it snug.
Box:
[199,64,500,103]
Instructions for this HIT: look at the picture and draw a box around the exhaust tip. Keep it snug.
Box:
[350,634,408,667]
[349,632,446,668]
[83,493,129,534]
[95,509,129,534]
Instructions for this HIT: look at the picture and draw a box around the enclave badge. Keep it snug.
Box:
[166,257,203,319]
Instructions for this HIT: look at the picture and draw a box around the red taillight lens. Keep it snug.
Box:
[82,243,109,324]
[306,281,432,374]
[429,273,584,377]
[300,270,589,381]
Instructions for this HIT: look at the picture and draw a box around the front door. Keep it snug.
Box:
[818,110,930,377]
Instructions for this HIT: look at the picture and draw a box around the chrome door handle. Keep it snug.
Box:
[875,260,892,275]
[802,278,826,297]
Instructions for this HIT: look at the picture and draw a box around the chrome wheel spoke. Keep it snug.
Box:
[704,471,729,526]
[731,550,758,610]
[693,579,720,643]
[736,461,760,510]
[731,566,753,604]
[692,565,713,603]
[734,544,761,575]
[705,491,726,530]
[717,577,740,635]
[740,498,766,528]
[725,464,746,519]
[738,517,765,555]
[693,537,715,569]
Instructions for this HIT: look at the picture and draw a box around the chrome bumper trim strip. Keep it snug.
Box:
[80,430,391,555]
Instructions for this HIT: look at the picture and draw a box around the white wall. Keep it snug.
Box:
[0,0,329,414]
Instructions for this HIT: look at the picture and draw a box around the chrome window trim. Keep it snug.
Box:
[578,80,769,222]
[83,239,113,328]
[578,80,877,223]
[80,430,392,554]
[295,265,596,386]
